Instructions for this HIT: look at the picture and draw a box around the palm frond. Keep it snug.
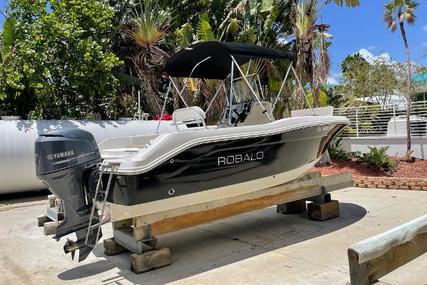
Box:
[384,0,418,28]
[127,0,170,48]
[197,13,216,41]
[237,27,257,43]
[329,0,360,7]
[226,18,241,38]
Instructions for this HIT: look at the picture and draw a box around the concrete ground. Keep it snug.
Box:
[0,187,427,285]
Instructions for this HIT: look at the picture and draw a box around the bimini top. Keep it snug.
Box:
[165,41,293,80]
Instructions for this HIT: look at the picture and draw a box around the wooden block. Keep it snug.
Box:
[113,219,132,230]
[48,194,57,208]
[307,200,339,221]
[104,238,127,256]
[277,200,306,214]
[43,221,58,236]
[37,215,51,227]
[130,247,171,274]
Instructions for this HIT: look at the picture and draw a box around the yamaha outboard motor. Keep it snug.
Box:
[35,129,102,261]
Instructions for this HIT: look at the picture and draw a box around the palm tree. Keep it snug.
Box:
[292,1,332,108]
[384,0,418,158]
[125,0,170,114]
[291,0,359,108]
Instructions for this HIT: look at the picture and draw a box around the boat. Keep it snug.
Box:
[34,42,349,261]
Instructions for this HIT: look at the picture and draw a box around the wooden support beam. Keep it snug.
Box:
[128,173,352,231]
[277,200,306,214]
[149,185,321,235]
[348,214,427,285]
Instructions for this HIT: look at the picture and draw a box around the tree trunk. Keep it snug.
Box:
[399,20,412,157]
[311,42,319,108]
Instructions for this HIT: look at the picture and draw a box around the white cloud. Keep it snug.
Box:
[356,48,394,64]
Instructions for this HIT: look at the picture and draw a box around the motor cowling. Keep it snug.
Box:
[35,129,102,261]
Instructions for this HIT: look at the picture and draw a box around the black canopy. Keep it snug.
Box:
[165,41,294,80]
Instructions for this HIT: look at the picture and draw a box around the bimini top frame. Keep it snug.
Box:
[157,41,312,131]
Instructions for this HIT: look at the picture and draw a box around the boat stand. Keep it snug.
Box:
[37,194,63,235]
[103,171,352,274]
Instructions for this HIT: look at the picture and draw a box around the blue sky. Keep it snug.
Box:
[323,1,427,83]
[1,0,426,83]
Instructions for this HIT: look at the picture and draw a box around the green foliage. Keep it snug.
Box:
[197,13,217,41]
[341,53,367,74]
[2,17,17,54]
[337,57,399,106]
[327,0,360,7]
[0,0,122,119]
[237,27,257,43]
[328,138,352,161]
[0,0,362,118]
[129,0,170,48]
[307,88,329,107]
[358,146,397,172]
[175,23,194,48]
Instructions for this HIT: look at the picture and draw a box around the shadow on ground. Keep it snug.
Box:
[57,202,366,285]
[0,190,50,206]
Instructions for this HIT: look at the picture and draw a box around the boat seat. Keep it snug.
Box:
[172,106,207,129]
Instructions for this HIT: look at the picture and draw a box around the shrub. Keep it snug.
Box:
[358,146,397,172]
[328,138,351,161]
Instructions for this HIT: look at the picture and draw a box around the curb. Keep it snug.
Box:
[353,176,427,191]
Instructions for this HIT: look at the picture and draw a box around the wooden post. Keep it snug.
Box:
[348,214,427,284]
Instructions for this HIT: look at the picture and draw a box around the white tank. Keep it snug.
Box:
[0,120,176,194]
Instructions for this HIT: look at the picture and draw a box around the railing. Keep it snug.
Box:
[333,101,427,137]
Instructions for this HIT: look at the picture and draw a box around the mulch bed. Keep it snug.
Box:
[313,158,427,179]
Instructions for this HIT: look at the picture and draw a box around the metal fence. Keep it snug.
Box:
[333,101,427,137]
